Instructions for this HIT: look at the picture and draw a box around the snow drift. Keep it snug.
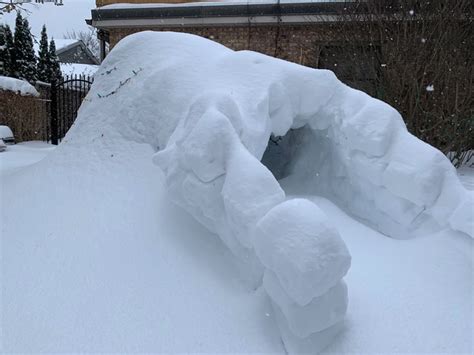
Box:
[6,31,470,353]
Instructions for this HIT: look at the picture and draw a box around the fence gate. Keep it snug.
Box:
[50,75,93,145]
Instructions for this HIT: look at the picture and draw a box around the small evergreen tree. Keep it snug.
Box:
[21,18,37,81]
[37,25,51,82]
[48,39,62,83]
[1,25,15,77]
[12,12,25,78]
[0,26,6,75]
[13,13,37,81]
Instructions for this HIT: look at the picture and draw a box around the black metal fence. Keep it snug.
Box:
[50,74,93,144]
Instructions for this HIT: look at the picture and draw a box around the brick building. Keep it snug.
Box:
[87,1,361,78]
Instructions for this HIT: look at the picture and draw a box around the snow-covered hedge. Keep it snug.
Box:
[59,32,472,353]
[0,76,39,97]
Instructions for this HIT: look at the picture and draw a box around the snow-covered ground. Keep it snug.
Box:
[0,141,55,176]
[1,141,472,353]
[0,141,284,353]
[1,32,472,353]
[308,196,473,353]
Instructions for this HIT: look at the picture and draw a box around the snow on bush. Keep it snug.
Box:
[0,76,39,96]
[51,31,472,353]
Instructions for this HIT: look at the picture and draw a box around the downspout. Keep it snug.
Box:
[99,33,106,63]
[97,29,108,63]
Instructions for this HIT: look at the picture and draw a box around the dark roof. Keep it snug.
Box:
[56,41,99,65]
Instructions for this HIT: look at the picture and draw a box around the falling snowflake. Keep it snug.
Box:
[409,10,414,15]
[426,85,435,92]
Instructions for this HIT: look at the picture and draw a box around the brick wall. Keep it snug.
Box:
[108,24,333,68]
[0,89,49,142]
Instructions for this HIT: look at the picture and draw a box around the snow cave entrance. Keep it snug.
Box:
[261,125,331,194]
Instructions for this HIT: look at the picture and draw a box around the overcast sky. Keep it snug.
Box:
[1,0,95,41]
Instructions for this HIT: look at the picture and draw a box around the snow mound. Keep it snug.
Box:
[0,76,39,96]
[41,31,471,353]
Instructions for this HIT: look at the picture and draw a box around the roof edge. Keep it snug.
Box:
[91,1,361,21]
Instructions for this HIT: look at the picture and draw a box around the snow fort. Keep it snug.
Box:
[58,32,472,353]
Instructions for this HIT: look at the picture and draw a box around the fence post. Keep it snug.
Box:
[50,80,58,145]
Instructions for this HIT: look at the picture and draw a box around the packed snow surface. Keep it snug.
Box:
[1,32,473,353]
[0,75,39,96]
[1,143,283,353]
[1,141,472,353]
[0,141,54,175]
